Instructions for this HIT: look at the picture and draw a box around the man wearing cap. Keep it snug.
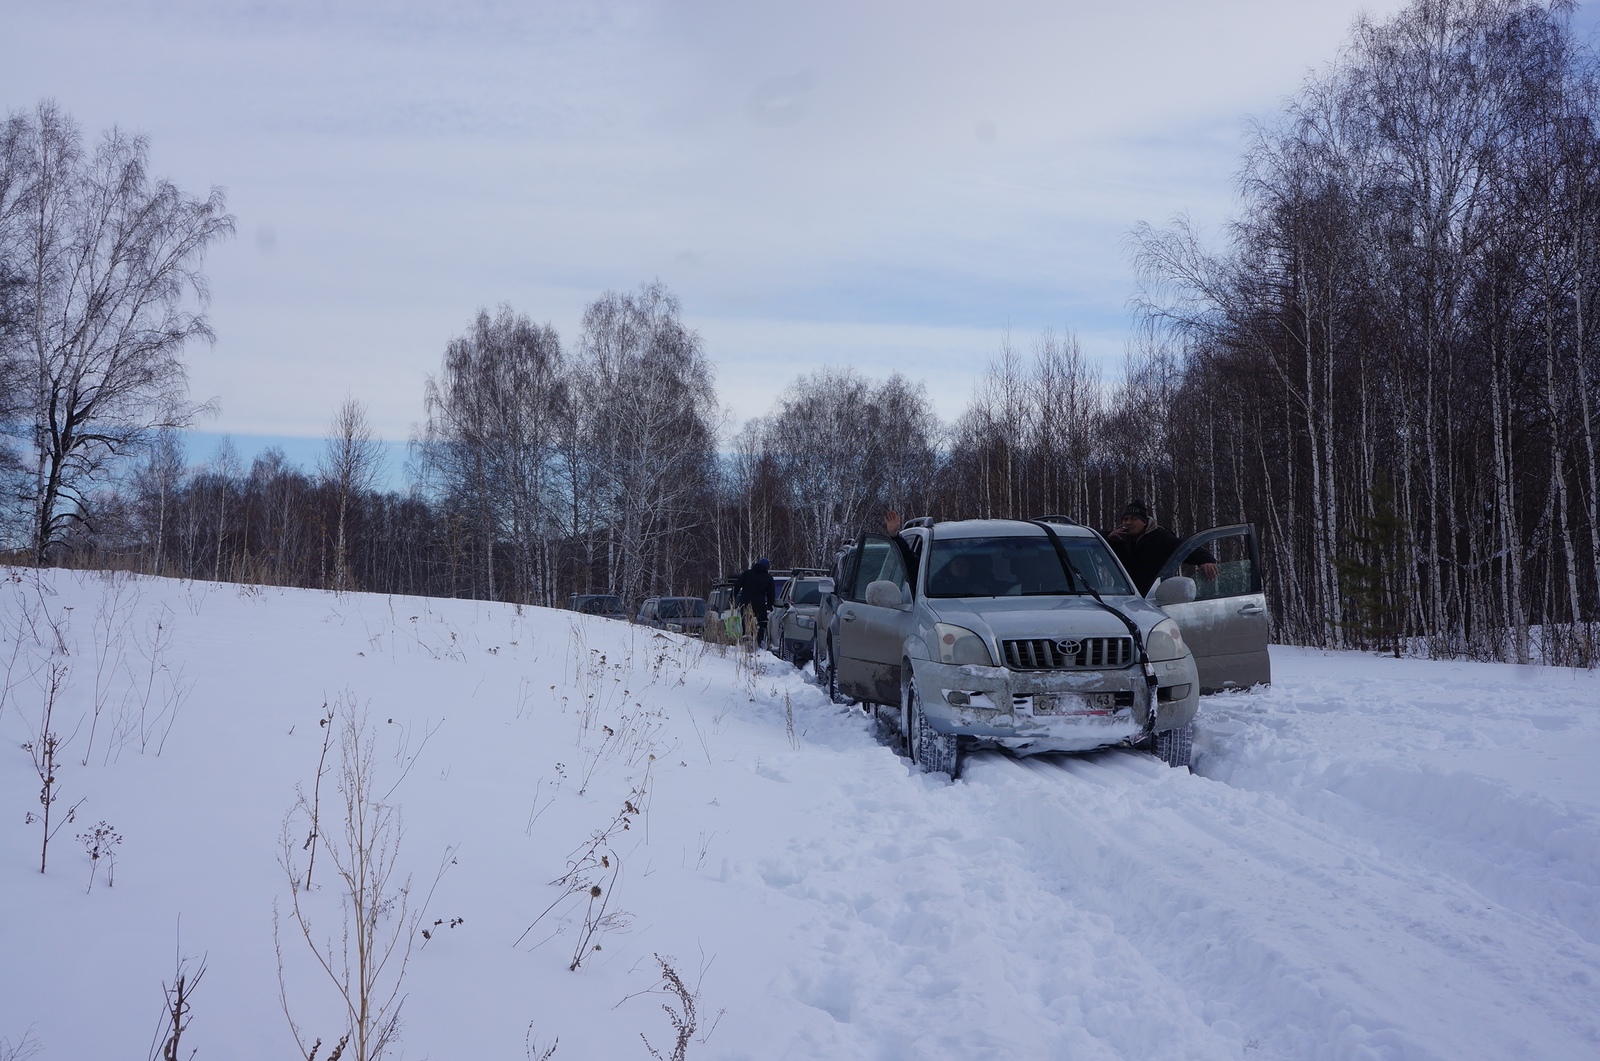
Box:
[1105,500,1218,595]
[734,557,777,642]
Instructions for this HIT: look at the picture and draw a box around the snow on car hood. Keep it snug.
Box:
[924,594,1168,643]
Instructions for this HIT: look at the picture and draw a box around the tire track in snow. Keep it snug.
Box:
[746,751,1251,1059]
[957,749,1600,1061]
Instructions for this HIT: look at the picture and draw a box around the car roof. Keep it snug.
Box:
[924,518,1099,541]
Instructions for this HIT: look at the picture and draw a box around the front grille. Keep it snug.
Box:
[1001,636,1134,670]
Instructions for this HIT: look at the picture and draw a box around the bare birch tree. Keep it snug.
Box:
[320,399,384,592]
[0,101,232,563]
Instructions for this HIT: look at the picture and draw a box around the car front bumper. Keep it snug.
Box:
[910,656,1199,755]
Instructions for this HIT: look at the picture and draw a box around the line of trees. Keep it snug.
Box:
[7,0,1598,666]
[1131,0,1600,663]
[411,286,720,606]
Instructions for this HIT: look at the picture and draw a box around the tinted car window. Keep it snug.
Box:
[835,548,859,596]
[1187,534,1256,602]
[791,580,823,605]
[850,539,908,600]
[926,536,1132,598]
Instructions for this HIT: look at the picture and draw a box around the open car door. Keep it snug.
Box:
[1154,523,1271,693]
[835,534,913,705]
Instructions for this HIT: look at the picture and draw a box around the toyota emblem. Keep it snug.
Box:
[1055,638,1081,657]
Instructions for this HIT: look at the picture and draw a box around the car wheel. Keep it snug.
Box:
[821,638,845,704]
[903,671,959,779]
[1153,723,1193,770]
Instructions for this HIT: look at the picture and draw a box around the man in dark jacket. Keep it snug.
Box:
[734,557,777,641]
[1105,500,1218,595]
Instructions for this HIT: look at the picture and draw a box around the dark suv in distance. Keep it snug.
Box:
[567,594,629,621]
[635,596,708,636]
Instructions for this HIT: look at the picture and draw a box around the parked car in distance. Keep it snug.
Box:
[764,570,831,665]
[706,579,739,638]
[636,596,708,636]
[813,517,1271,778]
[706,568,796,640]
[568,594,629,621]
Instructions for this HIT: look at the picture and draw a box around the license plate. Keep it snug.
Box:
[1031,692,1114,716]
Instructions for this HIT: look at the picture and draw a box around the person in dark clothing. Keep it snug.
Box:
[734,557,777,641]
[1105,500,1218,595]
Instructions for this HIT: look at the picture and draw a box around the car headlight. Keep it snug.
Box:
[1145,619,1187,661]
[795,614,816,629]
[935,623,993,666]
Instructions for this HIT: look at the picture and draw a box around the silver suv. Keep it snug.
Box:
[765,571,830,665]
[813,518,1271,777]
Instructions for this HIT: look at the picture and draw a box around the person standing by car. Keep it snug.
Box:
[1105,499,1218,594]
[734,557,777,642]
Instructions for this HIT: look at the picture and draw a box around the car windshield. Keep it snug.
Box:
[657,599,705,619]
[790,580,824,606]
[578,595,623,614]
[925,535,1133,598]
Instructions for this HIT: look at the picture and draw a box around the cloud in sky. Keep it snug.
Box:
[7,0,1486,443]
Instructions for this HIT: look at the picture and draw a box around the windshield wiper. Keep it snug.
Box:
[1026,521,1091,598]
[1027,521,1160,708]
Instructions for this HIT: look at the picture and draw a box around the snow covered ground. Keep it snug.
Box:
[1,569,1596,1060]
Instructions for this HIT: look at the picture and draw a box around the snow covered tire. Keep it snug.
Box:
[903,672,960,779]
[819,637,845,704]
[1154,723,1193,770]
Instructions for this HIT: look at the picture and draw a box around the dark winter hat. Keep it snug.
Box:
[1121,500,1150,523]
[756,557,770,568]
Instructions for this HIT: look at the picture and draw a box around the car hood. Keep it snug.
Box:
[922,594,1167,642]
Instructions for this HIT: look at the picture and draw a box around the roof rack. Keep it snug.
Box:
[901,516,937,529]
[1031,514,1081,526]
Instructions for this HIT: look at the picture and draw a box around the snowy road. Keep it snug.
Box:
[2,574,1596,1059]
[758,659,1600,1060]
[973,748,1596,1060]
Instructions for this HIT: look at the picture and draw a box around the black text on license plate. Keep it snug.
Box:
[1032,692,1114,715]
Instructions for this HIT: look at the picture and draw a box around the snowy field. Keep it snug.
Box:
[1,569,1597,1060]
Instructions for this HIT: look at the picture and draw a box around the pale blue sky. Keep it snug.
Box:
[8,0,1594,478]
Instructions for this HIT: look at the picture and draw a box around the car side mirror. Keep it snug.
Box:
[1153,576,1196,606]
[865,580,908,609]
[818,578,835,596]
